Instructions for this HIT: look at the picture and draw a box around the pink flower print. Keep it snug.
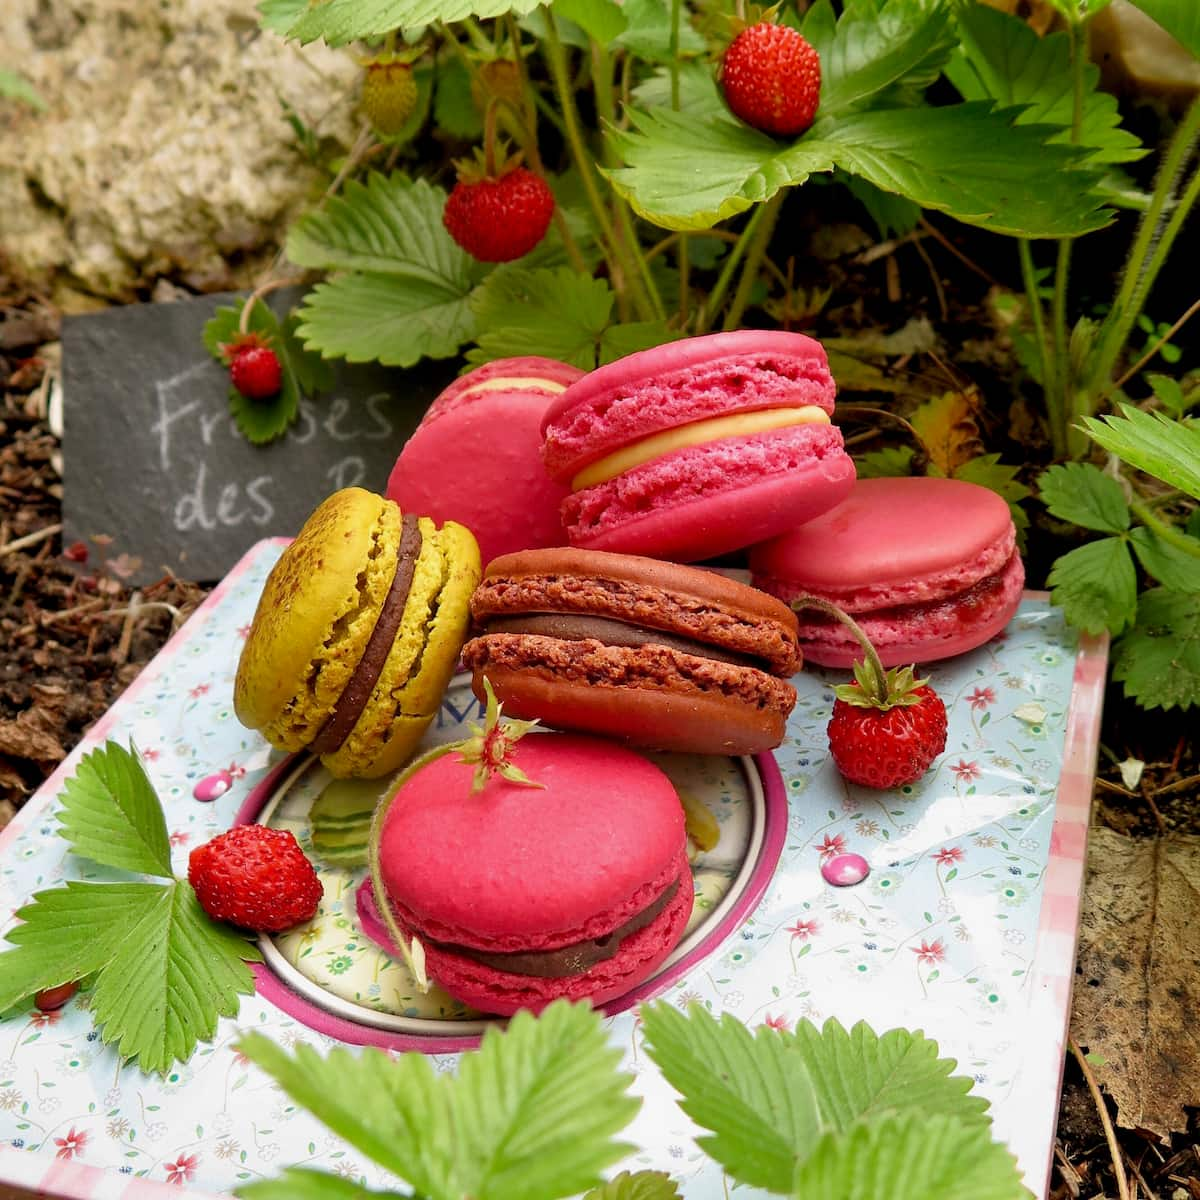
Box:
[817,834,846,861]
[189,684,210,699]
[950,760,981,784]
[54,1127,88,1160]
[786,918,820,941]
[141,747,160,762]
[165,1154,199,1185]
[169,832,189,847]
[762,1013,790,1031]
[912,939,945,967]
[226,763,246,780]
[30,1008,62,1028]
[967,687,995,710]
[933,847,964,867]
[237,623,252,639]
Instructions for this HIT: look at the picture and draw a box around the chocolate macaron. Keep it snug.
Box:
[462,548,802,755]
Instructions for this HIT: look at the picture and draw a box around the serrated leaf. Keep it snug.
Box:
[583,1171,680,1200]
[629,62,725,119]
[793,1113,1030,1199]
[239,1167,396,1199]
[953,454,1031,545]
[801,0,838,52]
[614,0,706,64]
[434,57,482,140]
[1048,537,1138,635]
[600,320,681,363]
[227,386,297,444]
[284,0,548,45]
[91,882,258,1075]
[1125,0,1200,56]
[0,68,46,111]
[951,4,1144,166]
[609,103,1108,236]
[856,446,916,478]
[55,742,172,877]
[1129,527,1200,592]
[1039,462,1130,532]
[820,0,958,116]
[1114,589,1200,711]
[453,1002,638,1200]
[0,882,165,1011]
[1146,373,1188,416]
[553,0,627,44]
[257,0,308,35]
[1083,406,1200,500]
[910,391,984,475]
[640,1002,822,1191]
[846,175,921,238]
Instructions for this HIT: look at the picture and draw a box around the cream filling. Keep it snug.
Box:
[459,375,568,397]
[571,405,831,491]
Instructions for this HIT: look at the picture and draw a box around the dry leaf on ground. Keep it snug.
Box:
[1071,827,1200,1138]
[909,389,986,475]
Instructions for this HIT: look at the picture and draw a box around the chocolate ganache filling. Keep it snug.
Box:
[311,515,422,755]
[434,879,681,978]
[486,614,763,670]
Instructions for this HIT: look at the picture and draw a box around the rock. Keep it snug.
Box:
[1092,0,1200,105]
[0,0,360,298]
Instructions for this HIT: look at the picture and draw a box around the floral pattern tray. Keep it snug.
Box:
[0,537,1106,1199]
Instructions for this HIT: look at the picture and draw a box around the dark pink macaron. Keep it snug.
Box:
[540,331,856,562]
[749,477,1025,667]
[387,357,584,566]
[375,733,692,1016]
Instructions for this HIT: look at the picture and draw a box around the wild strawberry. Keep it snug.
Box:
[470,58,524,114]
[720,22,821,137]
[362,57,419,138]
[188,825,322,933]
[223,333,282,401]
[35,982,79,1012]
[791,595,947,789]
[443,163,554,263]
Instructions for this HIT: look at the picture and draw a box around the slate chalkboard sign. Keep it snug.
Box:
[62,290,458,585]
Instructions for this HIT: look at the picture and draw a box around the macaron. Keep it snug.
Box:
[386,357,584,566]
[540,330,857,561]
[749,477,1026,667]
[234,487,481,778]
[372,731,692,1015]
[461,547,802,755]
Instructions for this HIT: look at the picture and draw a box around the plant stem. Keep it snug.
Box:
[1069,1036,1130,1200]
[791,595,889,701]
[723,192,783,331]
[669,0,682,109]
[1018,238,1061,454]
[697,203,769,334]
[1129,500,1200,559]
[668,0,689,327]
[238,277,307,335]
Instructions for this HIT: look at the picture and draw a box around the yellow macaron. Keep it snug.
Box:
[234,487,481,778]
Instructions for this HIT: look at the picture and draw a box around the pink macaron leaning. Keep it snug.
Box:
[387,357,584,566]
[749,477,1025,667]
[369,721,692,1016]
[541,331,857,562]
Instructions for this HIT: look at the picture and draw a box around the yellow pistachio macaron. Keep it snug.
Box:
[234,487,481,778]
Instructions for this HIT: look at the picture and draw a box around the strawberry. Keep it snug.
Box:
[222,333,282,401]
[791,595,947,789]
[443,163,554,263]
[720,22,821,137]
[188,825,322,933]
[362,57,419,138]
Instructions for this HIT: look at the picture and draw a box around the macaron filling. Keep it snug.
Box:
[485,614,764,670]
[426,878,681,978]
[310,514,423,756]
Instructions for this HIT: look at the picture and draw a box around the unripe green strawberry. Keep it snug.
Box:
[471,59,524,113]
[362,59,418,137]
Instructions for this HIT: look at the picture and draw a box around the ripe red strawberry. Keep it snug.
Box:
[223,333,282,401]
[827,666,948,789]
[362,58,419,138]
[443,165,555,263]
[188,826,322,933]
[720,22,821,137]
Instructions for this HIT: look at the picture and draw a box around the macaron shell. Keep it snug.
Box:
[321,520,481,778]
[561,425,857,561]
[542,330,836,481]
[416,852,694,1015]
[234,488,399,748]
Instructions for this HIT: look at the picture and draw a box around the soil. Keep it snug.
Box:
[2,185,1198,1196]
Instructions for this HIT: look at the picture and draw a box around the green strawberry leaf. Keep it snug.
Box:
[239,1168,399,1199]
[55,741,172,877]
[1048,536,1139,635]
[1038,462,1130,533]
[1124,0,1200,56]
[1128,527,1200,593]
[1082,405,1200,500]
[1146,373,1190,417]
[256,0,309,35]
[1113,588,1200,710]
[434,57,483,140]
[819,0,959,117]
[630,62,725,119]
[608,103,1109,236]
[953,454,1031,545]
[583,1171,680,1200]
[282,0,548,44]
[846,175,921,238]
[949,4,1144,166]
[614,0,706,64]
[793,1113,1031,1199]
[855,446,917,477]
[600,320,683,363]
[801,0,838,52]
[553,0,628,44]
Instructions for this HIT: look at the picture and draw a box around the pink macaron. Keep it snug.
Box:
[540,331,856,562]
[386,357,584,566]
[749,477,1025,667]
[374,733,692,1016]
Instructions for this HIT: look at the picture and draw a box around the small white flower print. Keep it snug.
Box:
[37,1096,60,1114]
[1003,929,1026,945]
[258,1143,280,1162]
[143,1122,167,1141]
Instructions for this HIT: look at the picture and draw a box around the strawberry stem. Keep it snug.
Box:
[790,595,888,702]
[238,276,305,337]
[483,97,501,178]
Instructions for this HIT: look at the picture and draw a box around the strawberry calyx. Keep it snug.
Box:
[457,677,544,793]
[723,2,785,40]
[360,46,425,69]
[451,139,527,187]
[217,330,272,365]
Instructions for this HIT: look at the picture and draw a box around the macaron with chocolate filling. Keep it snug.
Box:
[234,487,481,778]
[368,693,692,1016]
[461,547,802,756]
